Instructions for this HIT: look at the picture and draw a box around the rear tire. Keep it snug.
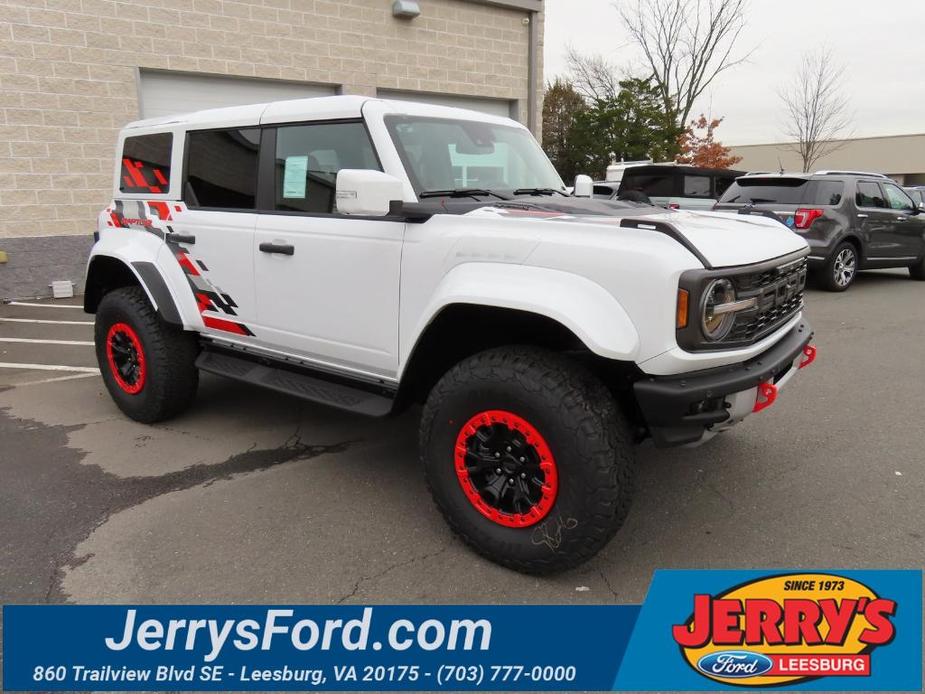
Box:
[95,286,199,423]
[908,257,925,280]
[419,346,635,575]
[821,242,858,291]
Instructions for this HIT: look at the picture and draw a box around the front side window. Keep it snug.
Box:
[385,116,565,195]
[120,133,172,194]
[274,122,380,213]
[883,183,915,211]
[185,128,260,209]
[856,181,886,208]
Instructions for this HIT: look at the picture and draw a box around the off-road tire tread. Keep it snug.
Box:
[419,346,635,575]
[95,286,199,423]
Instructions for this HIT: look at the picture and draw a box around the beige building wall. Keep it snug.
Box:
[0,0,543,298]
[730,133,925,185]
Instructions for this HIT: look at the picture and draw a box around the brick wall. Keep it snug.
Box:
[0,0,540,265]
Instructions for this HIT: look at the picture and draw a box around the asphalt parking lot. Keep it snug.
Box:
[1,271,923,618]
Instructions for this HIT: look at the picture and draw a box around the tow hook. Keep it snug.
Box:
[752,381,778,413]
[799,343,817,369]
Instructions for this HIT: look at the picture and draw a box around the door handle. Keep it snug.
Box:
[895,216,907,222]
[166,233,196,245]
[259,242,295,256]
[856,213,869,219]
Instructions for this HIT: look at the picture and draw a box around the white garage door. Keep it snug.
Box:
[377,89,517,120]
[139,71,337,119]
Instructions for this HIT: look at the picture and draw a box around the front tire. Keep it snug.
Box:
[821,242,858,291]
[95,286,199,423]
[419,346,635,575]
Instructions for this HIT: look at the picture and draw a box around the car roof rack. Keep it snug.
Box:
[814,170,889,179]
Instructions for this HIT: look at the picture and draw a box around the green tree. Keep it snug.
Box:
[570,78,682,179]
[542,79,587,183]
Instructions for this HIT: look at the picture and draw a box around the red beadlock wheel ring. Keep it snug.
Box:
[453,410,558,528]
[105,322,147,395]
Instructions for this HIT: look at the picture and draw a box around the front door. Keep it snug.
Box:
[253,121,403,379]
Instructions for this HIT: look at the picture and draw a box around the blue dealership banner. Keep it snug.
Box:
[3,570,921,691]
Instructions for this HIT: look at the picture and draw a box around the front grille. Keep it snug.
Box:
[727,257,807,344]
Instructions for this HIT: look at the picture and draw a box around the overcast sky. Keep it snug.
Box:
[543,0,925,145]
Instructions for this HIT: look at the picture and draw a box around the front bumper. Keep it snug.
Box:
[634,319,815,447]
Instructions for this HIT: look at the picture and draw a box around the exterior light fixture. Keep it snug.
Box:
[392,0,421,19]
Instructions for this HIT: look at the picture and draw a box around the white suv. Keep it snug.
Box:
[85,96,816,574]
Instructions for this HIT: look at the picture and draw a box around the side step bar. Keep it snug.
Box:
[196,348,395,417]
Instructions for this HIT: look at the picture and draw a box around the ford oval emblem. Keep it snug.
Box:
[696,650,774,678]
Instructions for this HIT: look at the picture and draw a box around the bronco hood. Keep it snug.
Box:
[449,198,809,268]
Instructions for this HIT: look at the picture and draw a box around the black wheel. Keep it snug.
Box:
[821,242,858,291]
[908,256,925,281]
[419,346,635,575]
[95,286,199,423]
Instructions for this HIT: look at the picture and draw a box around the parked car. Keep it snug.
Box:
[904,186,925,208]
[715,172,925,291]
[85,96,815,574]
[595,164,745,210]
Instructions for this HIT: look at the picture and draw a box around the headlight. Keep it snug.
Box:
[701,279,737,341]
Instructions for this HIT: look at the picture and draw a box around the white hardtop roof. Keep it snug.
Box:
[122,94,522,132]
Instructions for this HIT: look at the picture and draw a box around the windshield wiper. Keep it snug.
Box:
[419,188,510,200]
[512,187,568,197]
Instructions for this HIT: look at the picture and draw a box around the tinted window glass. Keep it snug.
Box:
[883,183,915,211]
[856,182,886,208]
[621,173,674,197]
[718,177,808,204]
[120,133,172,194]
[811,180,844,206]
[185,128,259,209]
[715,175,737,197]
[683,175,711,197]
[593,184,618,198]
[275,122,380,213]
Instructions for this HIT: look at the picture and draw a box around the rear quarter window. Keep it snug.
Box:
[621,173,674,197]
[120,133,172,194]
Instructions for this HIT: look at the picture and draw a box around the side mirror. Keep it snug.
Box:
[573,174,593,198]
[336,170,404,216]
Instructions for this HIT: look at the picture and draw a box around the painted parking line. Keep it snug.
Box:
[0,338,94,346]
[0,362,100,373]
[6,301,84,309]
[0,318,94,326]
[15,373,100,387]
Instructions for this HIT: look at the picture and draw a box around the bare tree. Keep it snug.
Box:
[565,46,621,102]
[617,0,751,126]
[780,48,852,172]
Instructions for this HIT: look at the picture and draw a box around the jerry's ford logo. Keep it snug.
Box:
[672,573,897,686]
[696,651,773,678]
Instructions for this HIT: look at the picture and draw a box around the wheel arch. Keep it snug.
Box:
[84,254,182,325]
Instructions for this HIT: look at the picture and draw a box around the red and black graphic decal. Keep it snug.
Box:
[106,199,254,337]
[119,133,172,195]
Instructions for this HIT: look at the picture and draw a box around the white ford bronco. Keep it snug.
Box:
[86,96,816,574]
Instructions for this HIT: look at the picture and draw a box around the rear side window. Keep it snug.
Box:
[811,180,844,206]
[856,181,886,208]
[622,173,674,197]
[274,121,380,214]
[120,133,172,194]
[185,128,260,209]
[683,175,711,197]
[719,177,808,205]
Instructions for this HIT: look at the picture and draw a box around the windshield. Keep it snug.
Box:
[385,116,566,196]
[719,177,845,206]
